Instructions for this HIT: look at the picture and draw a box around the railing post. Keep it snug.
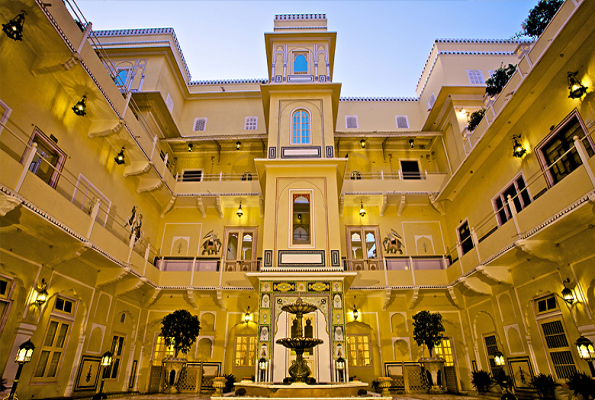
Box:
[162,153,169,176]
[143,243,151,276]
[471,227,480,261]
[15,143,37,193]
[121,91,132,118]
[86,198,101,239]
[220,171,223,181]
[150,136,157,160]
[574,135,595,188]
[76,22,92,54]
[507,195,521,236]
[456,242,463,260]
[381,170,384,180]
[398,170,402,180]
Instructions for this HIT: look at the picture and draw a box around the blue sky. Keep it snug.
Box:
[77,1,538,97]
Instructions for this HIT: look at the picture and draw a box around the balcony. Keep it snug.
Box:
[174,173,260,196]
[342,171,448,194]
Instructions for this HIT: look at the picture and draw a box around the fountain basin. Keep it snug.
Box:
[281,302,318,314]
[228,381,382,399]
[276,337,323,349]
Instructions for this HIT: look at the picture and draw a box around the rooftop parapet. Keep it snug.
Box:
[274,14,327,32]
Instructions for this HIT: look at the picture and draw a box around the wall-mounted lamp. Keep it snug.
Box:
[35,278,48,307]
[562,278,575,305]
[359,201,366,217]
[353,304,359,321]
[576,336,595,375]
[187,143,193,152]
[236,141,241,150]
[237,201,243,218]
[409,139,415,149]
[493,349,505,367]
[297,213,302,221]
[72,95,87,117]
[244,307,252,323]
[567,71,588,99]
[360,139,366,149]
[512,134,528,158]
[2,11,26,41]
[8,340,35,400]
[114,147,126,165]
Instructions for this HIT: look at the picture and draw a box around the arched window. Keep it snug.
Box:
[292,110,310,144]
[294,54,307,74]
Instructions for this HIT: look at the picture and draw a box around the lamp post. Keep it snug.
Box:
[93,351,113,400]
[336,356,345,382]
[258,357,268,382]
[576,336,595,376]
[7,340,35,400]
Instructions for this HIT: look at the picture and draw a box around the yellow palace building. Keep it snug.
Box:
[1,0,594,398]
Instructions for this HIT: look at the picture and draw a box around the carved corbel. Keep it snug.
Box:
[447,286,463,309]
[197,197,207,218]
[380,194,388,217]
[382,288,395,311]
[115,277,145,297]
[397,194,406,217]
[515,239,565,264]
[409,288,420,310]
[215,197,224,219]
[459,275,492,295]
[428,194,446,215]
[88,120,124,139]
[161,196,176,218]
[124,162,152,177]
[185,288,198,310]
[214,289,226,311]
[477,265,513,285]
[0,192,21,216]
[145,288,161,308]
[137,177,163,193]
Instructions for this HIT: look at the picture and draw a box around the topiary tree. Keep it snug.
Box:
[520,0,563,38]
[412,310,445,358]
[486,63,517,98]
[161,309,200,358]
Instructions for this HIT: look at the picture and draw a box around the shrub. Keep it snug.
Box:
[223,373,236,393]
[566,372,595,400]
[485,64,517,98]
[467,109,486,132]
[235,387,246,396]
[520,0,563,38]
[531,373,557,399]
[471,370,492,392]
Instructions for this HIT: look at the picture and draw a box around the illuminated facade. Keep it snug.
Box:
[0,0,594,398]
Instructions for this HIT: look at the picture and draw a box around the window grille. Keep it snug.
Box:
[245,116,258,130]
[428,93,436,110]
[346,115,358,129]
[467,69,485,84]
[540,320,577,379]
[396,115,409,129]
[193,118,207,132]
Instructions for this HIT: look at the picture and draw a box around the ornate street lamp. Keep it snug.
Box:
[7,340,35,400]
[244,307,252,323]
[93,351,113,400]
[512,135,528,159]
[336,355,345,382]
[576,336,595,375]
[258,357,268,381]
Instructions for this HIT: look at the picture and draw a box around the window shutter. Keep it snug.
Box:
[193,118,207,132]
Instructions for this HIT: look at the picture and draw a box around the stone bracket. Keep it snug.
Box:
[197,197,207,218]
[0,192,21,217]
[397,194,406,217]
[214,289,226,311]
[88,120,124,139]
[382,288,395,311]
[215,197,224,219]
[185,288,198,310]
[429,194,446,215]
[124,162,152,177]
[409,288,420,310]
[477,265,513,285]
[161,196,176,218]
[459,275,492,295]
[137,177,163,193]
[380,194,388,217]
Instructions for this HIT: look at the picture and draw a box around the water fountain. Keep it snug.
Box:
[275,297,323,383]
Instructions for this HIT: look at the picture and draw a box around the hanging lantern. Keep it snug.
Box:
[114,147,126,165]
[567,71,587,99]
[2,12,26,41]
[359,201,366,217]
[72,95,87,117]
[237,201,244,218]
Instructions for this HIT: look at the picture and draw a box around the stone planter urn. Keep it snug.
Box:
[420,358,446,394]
[213,376,226,397]
[162,357,187,393]
[377,377,392,397]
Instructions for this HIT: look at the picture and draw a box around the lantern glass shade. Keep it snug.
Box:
[100,351,113,367]
[562,287,575,305]
[359,202,366,217]
[236,141,241,150]
[244,311,251,323]
[114,147,125,165]
[494,350,505,366]
[259,358,268,370]
[15,340,35,363]
[336,357,345,370]
[512,136,527,158]
[576,336,595,360]
[409,139,415,148]
[237,202,243,218]
[360,139,365,149]
[567,72,588,99]
[2,12,26,41]
[187,143,193,152]
[36,288,48,306]
[353,305,359,321]
[72,95,87,116]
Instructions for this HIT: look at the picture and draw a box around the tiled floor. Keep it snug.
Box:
[102,393,489,400]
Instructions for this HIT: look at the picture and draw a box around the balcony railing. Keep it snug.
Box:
[343,256,450,271]
[342,171,448,193]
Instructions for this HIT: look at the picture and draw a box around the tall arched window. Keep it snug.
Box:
[292,110,310,144]
[294,54,307,74]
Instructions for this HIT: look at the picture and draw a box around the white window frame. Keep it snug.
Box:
[491,172,532,226]
[288,189,315,249]
[114,66,133,88]
[345,115,359,129]
[291,50,310,75]
[233,335,257,367]
[395,115,410,129]
[399,158,422,180]
[224,227,257,262]
[33,318,72,381]
[346,334,372,367]
[244,116,258,130]
[291,108,311,145]
[72,174,112,227]
[534,293,560,317]
[193,118,207,132]
[0,98,12,135]
[467,69,485,85]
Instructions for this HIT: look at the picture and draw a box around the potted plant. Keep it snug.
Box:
[471,370,492,393]
[566,372,595,400]
[467,109,486,132]
[519,0,563,38]
[413,310,445,393]
[160,309,200,393]
[531,373,557,400]
[485,64,517,98]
